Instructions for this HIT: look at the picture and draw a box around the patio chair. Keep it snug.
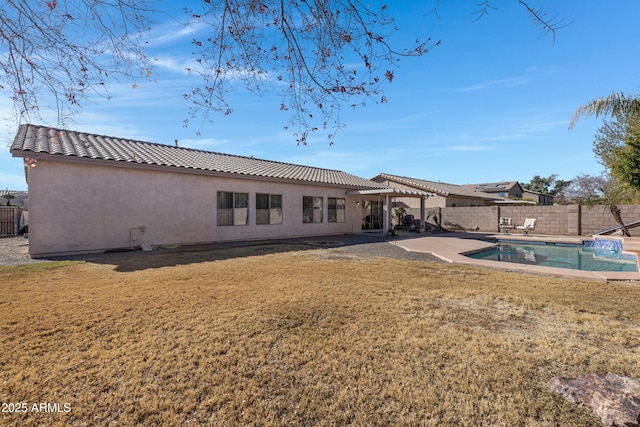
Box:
[401,214,415,231]
[516,218,537,234]
[499,217,514,233]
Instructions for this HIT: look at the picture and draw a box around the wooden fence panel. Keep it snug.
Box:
[0,206,18,236]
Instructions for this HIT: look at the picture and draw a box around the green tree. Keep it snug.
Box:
[571,92,640,235]
[592,116,630,171]
[610,120,640,190]
[522,174,572,201]
[587,110,640,192]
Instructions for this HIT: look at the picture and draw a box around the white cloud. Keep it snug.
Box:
[153,56,196,74]
[147,20,209,46]
[454,76,530,92]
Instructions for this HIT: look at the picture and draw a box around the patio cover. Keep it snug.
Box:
[347,187,435,234]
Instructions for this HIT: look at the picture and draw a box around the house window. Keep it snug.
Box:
[303,196,323,223]
[217,191,248,226]
[328,197,345,223]
[256,193,283,225]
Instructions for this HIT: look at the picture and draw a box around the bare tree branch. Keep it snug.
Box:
[0,1,564,143]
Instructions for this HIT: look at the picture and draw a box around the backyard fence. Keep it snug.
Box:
[423,204,640,236]
[0,206,19,236]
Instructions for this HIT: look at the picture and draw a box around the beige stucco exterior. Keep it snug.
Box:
[26,159,378,256]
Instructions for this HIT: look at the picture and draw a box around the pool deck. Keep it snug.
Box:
[389,231,640,282]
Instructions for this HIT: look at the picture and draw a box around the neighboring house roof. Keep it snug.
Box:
[11,124,386,189]
[522,188,554,198]
[0,189,26,197]
[372,173,500,201]
[465,181,523,194]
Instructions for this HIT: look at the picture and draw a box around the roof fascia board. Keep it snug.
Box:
[374,174,449,196]
[348,188,434,197]
[13,151,384,191]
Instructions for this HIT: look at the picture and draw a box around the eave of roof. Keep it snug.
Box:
[373,173,500,200]
[491,199,537,205]
[10,124,386,190]
[347,188,435,197]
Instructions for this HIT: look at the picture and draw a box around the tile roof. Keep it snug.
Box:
[0,189,26,197]
[466,181,521,193]
[11,124,386,189]
[373,173,501,200]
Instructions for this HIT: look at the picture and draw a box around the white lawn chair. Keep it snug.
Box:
[499,217,514,233]
[516,218,537,234]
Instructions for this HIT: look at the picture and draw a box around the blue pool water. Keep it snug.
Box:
[468,240,638,272]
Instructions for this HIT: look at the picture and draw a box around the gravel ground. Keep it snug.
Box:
[0,233,445,266]
[0,236,46,266]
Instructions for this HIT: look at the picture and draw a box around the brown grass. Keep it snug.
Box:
[1,244,639,426]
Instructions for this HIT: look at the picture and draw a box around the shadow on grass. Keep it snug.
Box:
[39,231,494,272]
[43,234,392,272]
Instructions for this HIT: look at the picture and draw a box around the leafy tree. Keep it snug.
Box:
[522,174,571,201]
[587,110,640,193]
[571,92,640,235]
[610,120,640,191]
[592,115,632,172]
[0,1,563,142]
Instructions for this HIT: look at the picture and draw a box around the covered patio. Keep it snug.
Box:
[348,188,435,235]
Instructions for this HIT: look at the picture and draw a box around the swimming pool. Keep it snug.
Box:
[468,240,638,272]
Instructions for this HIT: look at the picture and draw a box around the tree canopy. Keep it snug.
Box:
[570,99,640,235]
[522,174,571,198]
[611,121,640,191]
[0,1,563,142]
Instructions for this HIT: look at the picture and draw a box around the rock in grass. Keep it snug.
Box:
[549,373,640,427]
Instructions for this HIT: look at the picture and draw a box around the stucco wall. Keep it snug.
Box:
[27,160,370,256]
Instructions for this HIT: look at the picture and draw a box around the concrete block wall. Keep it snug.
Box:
[439,206,498,231]
[500,205,568,235]
[580,205,640,235]
[430,204,640,236]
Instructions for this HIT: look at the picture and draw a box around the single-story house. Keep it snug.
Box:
[11,124,431,257]
[371,174,538,220]
[371,173,506,209]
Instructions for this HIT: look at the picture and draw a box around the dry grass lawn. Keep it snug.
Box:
[1,243,639,426]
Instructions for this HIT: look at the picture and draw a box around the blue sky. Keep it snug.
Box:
[2,1,640,191]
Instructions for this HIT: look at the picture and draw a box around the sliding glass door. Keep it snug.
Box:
[361,200,383,230]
